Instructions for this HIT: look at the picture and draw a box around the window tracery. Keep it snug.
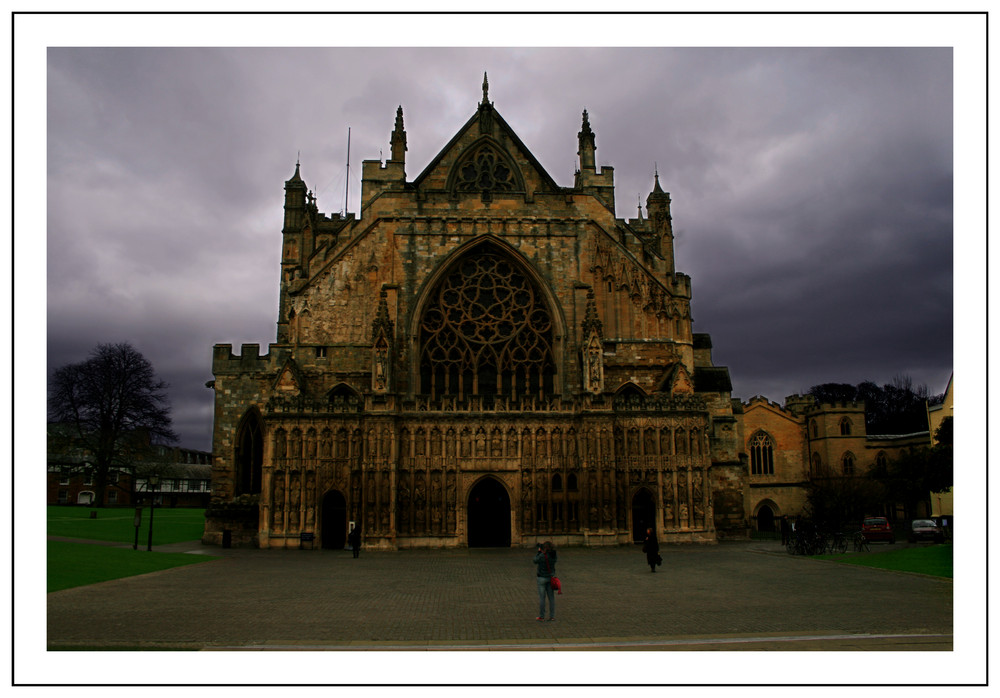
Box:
[749,431,775,475]
[418,248,555,400]
[453,143,519,195]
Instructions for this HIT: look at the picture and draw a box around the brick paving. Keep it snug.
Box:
[46,540,952,651]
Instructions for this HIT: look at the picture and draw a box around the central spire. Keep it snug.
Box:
[478,72,494,134]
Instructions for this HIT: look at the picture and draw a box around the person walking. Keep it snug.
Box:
[642,527,660,573]
[348,525,361,558]
[533,541,557,621]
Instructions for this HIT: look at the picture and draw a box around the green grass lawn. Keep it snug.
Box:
[47,505,206,545]
[48,540,218,592]
[816,543,953,578]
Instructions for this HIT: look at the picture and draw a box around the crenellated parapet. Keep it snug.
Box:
[213,343,276,374]
[806,400,865,415]
[744,395,792,412]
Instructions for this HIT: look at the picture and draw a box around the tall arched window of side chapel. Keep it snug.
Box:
[749,431,775,476]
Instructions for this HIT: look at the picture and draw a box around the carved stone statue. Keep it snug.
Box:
[272,475,284,529]
[374,343,388,391]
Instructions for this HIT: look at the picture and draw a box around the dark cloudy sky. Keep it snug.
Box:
[17,10,987,689]
[40,20,961,455]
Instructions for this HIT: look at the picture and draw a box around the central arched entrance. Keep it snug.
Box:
[467,477,511,547]
[321,490,348,550]
[631,487,656,542]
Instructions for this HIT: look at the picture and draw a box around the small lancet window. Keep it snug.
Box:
[842,452,856,475]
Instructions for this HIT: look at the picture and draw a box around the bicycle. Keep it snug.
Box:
[787,529,827,556]
[853,531,870,553]
[826,531,848,555]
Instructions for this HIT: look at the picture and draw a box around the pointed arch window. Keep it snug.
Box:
[811,452,822,476]
[840,417,853,436]
[418,245,555,402]
[235,410,263,495]
[842,452,856,475]
[749,431,775,475]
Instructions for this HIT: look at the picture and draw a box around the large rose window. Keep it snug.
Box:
[419,248,555,400]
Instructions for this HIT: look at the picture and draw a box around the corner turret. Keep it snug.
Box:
[390,105,407,165]
[578,109,596,172]
[283,161,307,232]
[646,171,674,273]
[574,109,615,214]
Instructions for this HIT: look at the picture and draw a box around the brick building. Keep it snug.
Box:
[206,76,748,549]
[47,438,213,508]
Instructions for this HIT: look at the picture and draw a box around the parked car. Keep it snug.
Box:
[861,516,895,543]
[909,519,945,543]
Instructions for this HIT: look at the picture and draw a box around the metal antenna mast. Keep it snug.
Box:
[343,127,351,216]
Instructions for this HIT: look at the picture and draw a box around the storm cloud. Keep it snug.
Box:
[45,44,954,450]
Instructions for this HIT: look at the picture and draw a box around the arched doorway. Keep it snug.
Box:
[467,477,511,547]
[631,488,656,542]
[321,490,348,550]
[756,504,776,533]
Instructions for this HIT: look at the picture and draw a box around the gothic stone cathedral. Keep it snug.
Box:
[205,78,748,550]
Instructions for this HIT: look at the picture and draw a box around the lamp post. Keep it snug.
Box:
[146,474,160,551]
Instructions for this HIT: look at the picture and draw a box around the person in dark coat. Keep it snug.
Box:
[348,525,361,558]
[642,527,660,573]
[780,515,790,546]
[532,541,557,621]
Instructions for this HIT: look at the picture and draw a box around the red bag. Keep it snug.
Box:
[543,551,562,594]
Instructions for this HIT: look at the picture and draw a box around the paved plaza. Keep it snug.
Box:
[46,538,953,653]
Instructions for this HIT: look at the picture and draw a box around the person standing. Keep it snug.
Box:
[533,541,557,621]
[642,527,660,573]
[780,515,790,546]
[348,525,361,558]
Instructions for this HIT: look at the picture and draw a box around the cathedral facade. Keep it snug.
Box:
[205,78,748,549]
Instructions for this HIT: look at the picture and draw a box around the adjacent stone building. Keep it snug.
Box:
[742,394,931,531]
[205,76,748,549]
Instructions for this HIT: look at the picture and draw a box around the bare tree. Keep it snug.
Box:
[48,342,178,506]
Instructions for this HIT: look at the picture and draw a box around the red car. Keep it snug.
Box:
[861,517,895,543]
